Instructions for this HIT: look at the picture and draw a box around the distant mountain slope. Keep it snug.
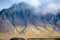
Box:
[0,2,60,33]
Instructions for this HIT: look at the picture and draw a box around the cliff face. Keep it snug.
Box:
[0,2,60,33]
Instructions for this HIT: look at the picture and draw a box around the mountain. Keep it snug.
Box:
[0,2,41,33]
[0,2,60,33]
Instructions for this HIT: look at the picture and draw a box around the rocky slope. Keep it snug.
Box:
[0,2,60,33]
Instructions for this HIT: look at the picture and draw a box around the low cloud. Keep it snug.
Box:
[0,0,60,15]
[42,3,60,15]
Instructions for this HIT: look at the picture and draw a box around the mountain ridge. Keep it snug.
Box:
[0,2,60,33]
